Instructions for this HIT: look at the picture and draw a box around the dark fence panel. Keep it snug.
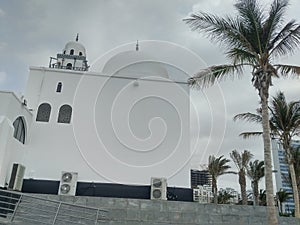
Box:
[22,179,193,202]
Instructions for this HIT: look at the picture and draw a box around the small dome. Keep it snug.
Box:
[63,41,86,57]
[102,50,169,78]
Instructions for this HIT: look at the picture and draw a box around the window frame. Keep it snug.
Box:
[13,117,26,144]
[36,103,51,122]
[58,104,72,124]
[56,82,63,93]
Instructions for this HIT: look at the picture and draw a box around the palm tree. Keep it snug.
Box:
[247,160,265,206]
[259,189,267,206]
[184,0,300,224]
[218,191,234,204]
[230,150,253,205]
[208,155,232,204]
[234,91,300,217]
[277,189,291,214]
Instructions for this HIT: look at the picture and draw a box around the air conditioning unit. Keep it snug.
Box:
[8,163,25,191]
[193,188,200,202]
[150,177,167,200]
[58,171,78,196]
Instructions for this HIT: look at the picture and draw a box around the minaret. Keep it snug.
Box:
[49,34,89,71]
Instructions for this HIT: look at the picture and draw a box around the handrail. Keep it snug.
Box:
[17,203,58,214]
[0,189,108,224]
[10,194,22,222]
[1,189,104,211]
[52,202,61,224]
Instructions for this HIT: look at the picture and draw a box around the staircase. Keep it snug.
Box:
[0,189,108,225]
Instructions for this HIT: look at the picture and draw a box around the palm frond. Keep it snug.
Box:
[234,0,264,54]
[269,91,300,138]
[247,160,264,181]
[239,132,263,139]
[275,64,300,76]
[270,22,300,57]
[208,155,232,178]
[184,13,256,53]
[269,20,295,51]
[233,112,262,123]
[226,48,257,64]
[230,149,253,170]
[263,0,289,51]
[188,64,245,88]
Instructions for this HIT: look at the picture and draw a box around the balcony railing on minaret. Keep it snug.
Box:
[49,56,89,71]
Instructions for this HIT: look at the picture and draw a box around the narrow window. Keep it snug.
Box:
[58,105,72,124]
[66,63,72,70]
[63,50,66,54]
[79,52,83,56]
[13,117,26,144]
[56,82,62,93]
[70,49,74,55]
[36,103,51,122]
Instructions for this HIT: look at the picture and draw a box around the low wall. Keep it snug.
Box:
[31,194,300,225]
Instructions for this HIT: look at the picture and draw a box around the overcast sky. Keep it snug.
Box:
[1,0,300,191]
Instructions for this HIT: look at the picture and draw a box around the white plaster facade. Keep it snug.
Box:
[0,38,192,189]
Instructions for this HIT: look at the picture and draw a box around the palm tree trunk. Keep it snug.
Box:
[287,149,300,217]
[240,171,247,205]
[260,89,278,225]
[253,181,259,206]
[212,178,218,204]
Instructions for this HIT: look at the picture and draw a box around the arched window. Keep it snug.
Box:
[36,103,51,122]
[79,52,83,56]
[63,50,66,54]
[58,105,72,124]
[66,63,72,70]
[70,49,74,55]
[13,117,26,144]
[56,82,62,93]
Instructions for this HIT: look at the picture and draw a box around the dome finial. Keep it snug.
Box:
[76,33,79,42]
[136,40,139,51]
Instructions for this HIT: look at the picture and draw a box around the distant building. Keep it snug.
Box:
[193,185,213,203]
[190,169,212,188]
[272,139,300,213]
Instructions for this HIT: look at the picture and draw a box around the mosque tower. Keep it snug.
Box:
[48,34,89,71]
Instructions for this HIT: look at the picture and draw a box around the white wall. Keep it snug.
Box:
[24,67,191,187]
[0,117,13,187]
[0,92,33,187]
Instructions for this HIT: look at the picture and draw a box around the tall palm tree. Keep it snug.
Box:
[234,91,300,217]
[277,189,291,214]
[230,150,253,205]
[208,155,232,204]
[247,160,265,206]
[184,0,300,224]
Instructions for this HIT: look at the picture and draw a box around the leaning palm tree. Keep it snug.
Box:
[184,0,300,223]
[277,189,291,214]
[247,160,265,206]
[208,155,232,204]
[230,149,253,205]
[234,91,300,217]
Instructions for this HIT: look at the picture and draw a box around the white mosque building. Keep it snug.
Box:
[0,36,192,199]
